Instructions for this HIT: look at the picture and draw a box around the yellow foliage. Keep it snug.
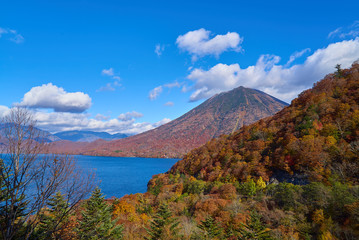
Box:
[113,200,137,222]
[312,209,325,224]
[139,213,150,223]
[189,176,196,182]
[256,176,266,190]
[326,136,337,146]
[302,134,315,143]
[337,103,350,117]
[319,231,336,240]
[352,110,359,124]
[214,164,222,171]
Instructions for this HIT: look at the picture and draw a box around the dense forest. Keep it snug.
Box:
[111,63,359,239]
[1,63,359,239]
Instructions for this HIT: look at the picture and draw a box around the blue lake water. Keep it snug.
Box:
[75,155,179,198]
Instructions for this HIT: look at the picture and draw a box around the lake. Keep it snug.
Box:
[75,155,179,198]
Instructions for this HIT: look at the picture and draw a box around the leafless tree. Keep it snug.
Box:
[0,107,94,240]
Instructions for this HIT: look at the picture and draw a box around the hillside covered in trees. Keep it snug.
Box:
[103,63,358,239]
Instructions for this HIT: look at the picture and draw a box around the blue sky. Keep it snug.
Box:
[1,0,359,134]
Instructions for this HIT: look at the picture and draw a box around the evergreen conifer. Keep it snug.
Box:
[76,187,123,240]
[145,203,179,240]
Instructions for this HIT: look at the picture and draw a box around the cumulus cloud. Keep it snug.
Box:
[17,83,92,113]
[118,111,143,121]
[149,86,163,100]
[155,44,165,56]
[95,114,110,121]
[176,28,243,60]
[0,106,170,135]
[0,105,10,118]
[328,21,359,39]
[187,38,359,102]
[0,27,24,43]
[32,111,170,135]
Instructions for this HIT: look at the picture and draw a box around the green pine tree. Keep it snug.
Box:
[197,216,223,239]
[335,64,343,78]
[145,203,179,240]
[35,192,71,239]
[75,187,123,240]
[238,211,272,240]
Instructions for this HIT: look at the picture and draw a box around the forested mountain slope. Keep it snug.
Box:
[171,64,359,183]
[107,63,359,239]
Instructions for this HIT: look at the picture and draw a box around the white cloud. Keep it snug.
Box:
[328,21,359,39]
[155,44,165,56]
[164,101,174,107]
[100,68,121,91]
[148,81,181,100]
[95,114,110,121]
[97,83,115,92]
[17,83,92,113]
[32,111,170,135]
[153,118,171,127]
[0,27,24,43]
[285,48,311,66]
[0,106,170,135]
[187,38,359,102]
[176,28,243,60]
[102,68,114,76]
[328,27,342,38]
[0,28,7,37]
[148,86,163,100]
[0,105,10,118]
[8,29,24,44]
[164,81,181,88]
[118,111,143,121]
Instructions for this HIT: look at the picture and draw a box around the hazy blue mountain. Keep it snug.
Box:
[54,130,130,142]
[0,123,61,143]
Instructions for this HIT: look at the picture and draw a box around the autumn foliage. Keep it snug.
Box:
[116,63,359,239]
[172,63,359,185]
[37,63,359,239]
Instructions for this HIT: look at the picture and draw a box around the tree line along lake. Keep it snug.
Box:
[75,155,179,198]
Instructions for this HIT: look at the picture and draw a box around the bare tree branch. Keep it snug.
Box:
[0,107,94,240]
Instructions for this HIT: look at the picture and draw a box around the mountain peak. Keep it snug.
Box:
[50,87,288,158]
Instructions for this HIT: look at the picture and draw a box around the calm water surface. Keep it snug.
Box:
[75,155,179,198]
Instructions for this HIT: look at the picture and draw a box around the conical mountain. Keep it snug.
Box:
[50,86,287,158]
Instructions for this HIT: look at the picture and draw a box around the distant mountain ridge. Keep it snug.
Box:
[0,126,129,144]
[54,130,130,142]
[0,123,61,143]
[49,86,288,158]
